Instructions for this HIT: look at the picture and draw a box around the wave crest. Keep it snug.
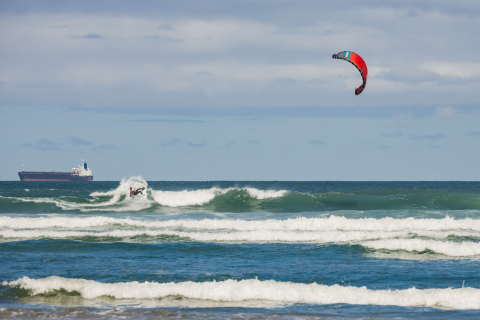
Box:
[3,216,480,257]
[151,187,287,207]
[2,215,480,232]
[4,276,480,309]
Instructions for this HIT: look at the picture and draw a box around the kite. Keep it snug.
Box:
[332,51,368,95]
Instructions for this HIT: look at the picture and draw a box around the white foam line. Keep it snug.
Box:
[361,239,480,257]
[3,228,478,246]
[0,229,409,242]
[3,193,152,212]
[0,216,133,229]
[2,216,480,232]
[0,229,170,239]
[5,276,480,309]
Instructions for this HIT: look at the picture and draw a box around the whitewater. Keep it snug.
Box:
[6,276,480,310]
[2,179,480,319]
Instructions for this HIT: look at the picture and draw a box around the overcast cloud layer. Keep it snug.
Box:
[2,0,480,110]
[1,1,480,180]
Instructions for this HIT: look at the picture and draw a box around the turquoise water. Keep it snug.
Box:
[1,179,480,319]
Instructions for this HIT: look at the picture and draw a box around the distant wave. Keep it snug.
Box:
[4,276,480,309]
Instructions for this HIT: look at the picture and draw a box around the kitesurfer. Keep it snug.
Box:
[131,187,145,196]
[130,187,135,197]
[135,187,145,196]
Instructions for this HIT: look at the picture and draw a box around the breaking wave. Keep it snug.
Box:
[2,215,480,257]
[0,215,480,232]
[151,187,287,207]
[0,229,413,243]
[1,215,480,231]
[0,177,289,212]
[2,177,480,214]
[4,276,480,310]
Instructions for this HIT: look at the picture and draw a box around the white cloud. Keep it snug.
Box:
[434,106,462,120]
[423,63,480,79]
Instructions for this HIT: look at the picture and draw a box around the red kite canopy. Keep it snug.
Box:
[332,51,368,95]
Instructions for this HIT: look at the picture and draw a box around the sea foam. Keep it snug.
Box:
[2,215,480,231]
[5,276,480,310]
[0,229,409,243]
[361,239,480,257]
[151,187,227,207]
[9,195,152,212]
[2,216,480,256]
[150,187,287,207]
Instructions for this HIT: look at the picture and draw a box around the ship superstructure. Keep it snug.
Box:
[18,160,93,181]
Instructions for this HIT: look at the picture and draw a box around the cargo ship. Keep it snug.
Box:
[18,160,93,181]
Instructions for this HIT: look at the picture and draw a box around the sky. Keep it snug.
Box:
[1,0,480,181]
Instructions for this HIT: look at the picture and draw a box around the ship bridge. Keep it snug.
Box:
[73,159,92,176]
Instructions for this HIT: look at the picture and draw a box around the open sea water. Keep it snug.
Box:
[1,178,480,319]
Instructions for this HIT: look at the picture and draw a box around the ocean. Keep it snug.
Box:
[1,178,480,319]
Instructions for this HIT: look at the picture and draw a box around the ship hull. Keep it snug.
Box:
[18,172,93,182]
